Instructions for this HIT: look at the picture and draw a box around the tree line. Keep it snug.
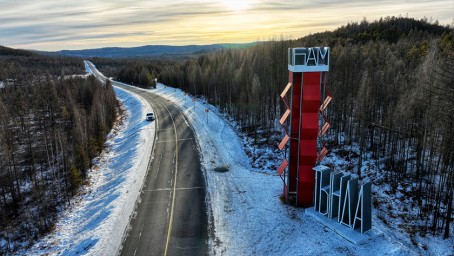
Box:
[94,16,453,239]
[0,48,118,253]
[89,57,159,88]
[0,46,84,80]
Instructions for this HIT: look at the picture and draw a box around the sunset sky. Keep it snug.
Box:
[0,0,453,51]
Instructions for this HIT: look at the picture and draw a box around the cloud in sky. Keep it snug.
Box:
[0,0,452,51]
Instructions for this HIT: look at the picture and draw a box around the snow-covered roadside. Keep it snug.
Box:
[23,76,155,255]
[149,84,419,255]
[322,145,454,255]
[22,58,449,255]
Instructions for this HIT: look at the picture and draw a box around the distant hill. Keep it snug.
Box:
[0,45,85,79]
[0,45,36,57]
[56,43,258,58]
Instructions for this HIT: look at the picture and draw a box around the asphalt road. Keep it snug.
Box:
[85,62,208,256]
[116,83,208,256]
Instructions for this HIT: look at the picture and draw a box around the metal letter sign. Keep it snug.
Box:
[278,47,331,207]
[288,47,330,72]
[314,165,372,233]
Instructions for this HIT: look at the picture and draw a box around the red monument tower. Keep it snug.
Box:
[277,47,331,207]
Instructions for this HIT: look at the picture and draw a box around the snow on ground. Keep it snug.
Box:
[60,74,89,79]
[23,58,451,255]
[147,84,421,256]
[23,79,155,255]
[322,145,454,256]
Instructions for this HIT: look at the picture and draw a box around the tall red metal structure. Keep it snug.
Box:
[278,47,331,207]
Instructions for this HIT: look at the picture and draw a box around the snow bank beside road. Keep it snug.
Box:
[24,75,155,255]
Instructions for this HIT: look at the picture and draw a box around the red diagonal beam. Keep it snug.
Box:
[318,113,331,137]
[319,95,332,112]
[280,82,292,109]
[278,159,288,176]
[317,147,329,163]
[319,122,330,137]
[278,134,289,150]
[279,109,291,125]
[280,82,292,98]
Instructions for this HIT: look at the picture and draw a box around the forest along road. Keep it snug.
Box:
[85,62,208,256]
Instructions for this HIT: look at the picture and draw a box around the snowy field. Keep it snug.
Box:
[23,83,155,255]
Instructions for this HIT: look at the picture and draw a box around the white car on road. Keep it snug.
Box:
[146,112,154,121]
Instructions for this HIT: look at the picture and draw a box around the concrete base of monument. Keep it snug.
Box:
[305,207,384,245]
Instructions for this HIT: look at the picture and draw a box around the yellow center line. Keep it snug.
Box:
[163,101,178,256]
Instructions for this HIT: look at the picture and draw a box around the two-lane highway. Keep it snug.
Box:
[85,62,208,256]
[116,84,208,256]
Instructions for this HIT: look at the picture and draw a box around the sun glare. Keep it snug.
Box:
[223,0,250,11]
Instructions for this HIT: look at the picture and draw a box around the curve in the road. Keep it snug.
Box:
[85,62,208,256]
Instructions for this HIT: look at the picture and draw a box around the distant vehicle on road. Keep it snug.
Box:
[146,112,155,121]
